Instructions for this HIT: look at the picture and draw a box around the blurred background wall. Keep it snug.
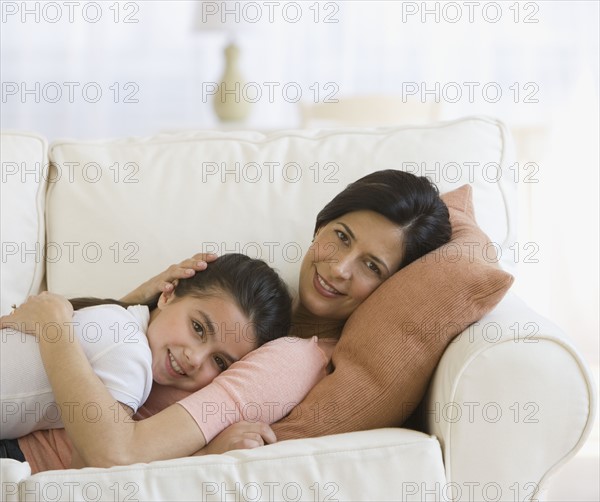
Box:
[2,0,597,361]
[1,2,598,497]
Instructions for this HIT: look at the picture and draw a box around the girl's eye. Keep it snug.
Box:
[336,230,349,244]
[214,356,227,372]
[192,320,205,339]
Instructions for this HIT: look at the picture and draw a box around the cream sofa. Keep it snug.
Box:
[0,117,596,501]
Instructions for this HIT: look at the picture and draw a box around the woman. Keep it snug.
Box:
[0,169,452,469]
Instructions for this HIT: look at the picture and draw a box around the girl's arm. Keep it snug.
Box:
[120,253,217,304]
[1,293,206,466]
[1,293,330,468]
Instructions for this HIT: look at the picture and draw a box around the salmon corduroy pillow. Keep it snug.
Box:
[272,184,514,439]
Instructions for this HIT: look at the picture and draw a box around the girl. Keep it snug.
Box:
[0,254,292,439]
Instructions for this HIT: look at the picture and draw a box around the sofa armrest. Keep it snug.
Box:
[425,292,597,501]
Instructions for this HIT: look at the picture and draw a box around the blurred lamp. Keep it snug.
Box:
[194,1,252,122]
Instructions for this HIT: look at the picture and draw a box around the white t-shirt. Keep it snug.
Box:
[0,304,153,439]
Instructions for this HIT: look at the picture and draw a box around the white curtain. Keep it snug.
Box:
[2,0,598,364]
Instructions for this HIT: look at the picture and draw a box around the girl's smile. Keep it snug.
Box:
[146,293,257,391]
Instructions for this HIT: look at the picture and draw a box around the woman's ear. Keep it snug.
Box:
[312,227,322,242]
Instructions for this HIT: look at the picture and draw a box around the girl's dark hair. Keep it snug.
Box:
[315,169,452,269]
[70,254,292,347]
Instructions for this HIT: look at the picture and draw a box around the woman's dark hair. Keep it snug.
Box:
[70,254,292,347]
[315,169,452,269]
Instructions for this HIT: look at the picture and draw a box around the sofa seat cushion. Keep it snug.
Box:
[12,429,444,502]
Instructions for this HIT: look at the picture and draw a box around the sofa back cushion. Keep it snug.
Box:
[45,117,516,298]
[0,131,48,315]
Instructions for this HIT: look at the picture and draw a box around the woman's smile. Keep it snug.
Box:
[298,210,405,321]
[313,270,344,297]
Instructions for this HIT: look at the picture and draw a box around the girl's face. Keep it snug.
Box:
[146,292,256,391]
[298,210,405,321]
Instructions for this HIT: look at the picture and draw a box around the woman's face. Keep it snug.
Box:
[146,293,257,391]
[298,210,405,321]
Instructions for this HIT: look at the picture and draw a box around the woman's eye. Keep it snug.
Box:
[336,230,349,244]
[214,356,227,372]
[367,261,381,275]
[192,320,205,338]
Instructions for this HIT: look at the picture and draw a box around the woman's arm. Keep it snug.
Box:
[191,421,277,457]
[120,253,217,304]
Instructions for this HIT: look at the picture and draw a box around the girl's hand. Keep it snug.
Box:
[195,421,277,456]
[0,292,73,337]
[120,253,218,304]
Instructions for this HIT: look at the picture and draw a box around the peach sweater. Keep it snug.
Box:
[19,336,333,472]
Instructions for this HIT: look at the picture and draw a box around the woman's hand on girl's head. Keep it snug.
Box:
[120,253,219,304]
[195,421,277,456]
[0,292,73,337]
